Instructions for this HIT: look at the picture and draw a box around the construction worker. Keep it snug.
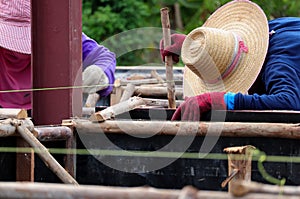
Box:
[0,0,116,109]
[160,0,300,121]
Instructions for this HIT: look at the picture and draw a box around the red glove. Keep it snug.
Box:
[171,92,226,121]
[160,33,186,63]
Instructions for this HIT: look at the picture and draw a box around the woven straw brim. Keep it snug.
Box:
[0,21,31,54]
[183,0,269,97]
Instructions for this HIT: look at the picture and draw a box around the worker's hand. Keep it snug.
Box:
[160,33,186,63]
[82,65,109,94]
[171,92,226,121]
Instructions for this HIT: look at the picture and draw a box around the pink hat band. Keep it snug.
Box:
[0,0,31,54]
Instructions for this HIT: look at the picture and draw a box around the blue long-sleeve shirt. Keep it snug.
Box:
[82,33,116,97]
[234,17,300,110]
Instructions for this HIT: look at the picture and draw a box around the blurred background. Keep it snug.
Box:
[82,0,300,66]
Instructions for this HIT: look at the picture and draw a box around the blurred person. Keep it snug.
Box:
[160,0,300,121]
[0,0,116,109]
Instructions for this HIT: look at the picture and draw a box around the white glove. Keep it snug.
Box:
[82,65,109,94]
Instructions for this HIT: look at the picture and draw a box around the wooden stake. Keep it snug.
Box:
[222,145,256,193]
[160,7,176,109]
[14,122,78,185]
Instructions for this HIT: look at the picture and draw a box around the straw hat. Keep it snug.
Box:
[182,0,269,97]
[0,0,31,54]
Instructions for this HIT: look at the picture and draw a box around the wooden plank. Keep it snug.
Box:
[16,137,34,182]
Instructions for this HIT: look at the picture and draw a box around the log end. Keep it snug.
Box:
[224,145,256,154]
[89,112,105,123]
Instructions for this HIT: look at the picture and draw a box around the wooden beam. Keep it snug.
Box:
[31,0,82,125]
[73,119,300,139]
[0,182,293,199]
[16,137,34,182]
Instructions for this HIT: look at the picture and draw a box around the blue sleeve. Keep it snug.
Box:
[224,92,235,110]
[234,63,300,110]
[82,33,116,97]
[234,17,300,110]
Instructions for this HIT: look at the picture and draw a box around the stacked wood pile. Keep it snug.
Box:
[110,69,183,106]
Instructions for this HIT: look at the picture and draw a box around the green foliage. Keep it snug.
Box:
[82,0,162,66]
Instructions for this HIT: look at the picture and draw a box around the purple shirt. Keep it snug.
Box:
[82,33,116,97]
[0,33,116,109]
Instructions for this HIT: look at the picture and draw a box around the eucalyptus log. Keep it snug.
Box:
[0,118,34,137]
[143,98,183,108]
[35,126,72,142]
[161,7,176,109]
[89,96,147,122]
[82,107,96,116]
[151,70,165,84]
[0,182,291,199]
[85,93,100,107]
[134,86,182,98]
[120,83,135,102]
[14,122,78,185]
[0,108,27,119]
[114,78,158,87]
[73,120,300,139]
[231,180,300,197]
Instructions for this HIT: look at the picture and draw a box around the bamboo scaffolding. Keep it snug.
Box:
[73,119,300,139]
[0,182,293,199]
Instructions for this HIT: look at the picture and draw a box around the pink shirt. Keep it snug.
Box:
[0,46,31,109]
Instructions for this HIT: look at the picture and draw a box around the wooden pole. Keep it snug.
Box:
[231,180,300,197]
[134,86,182,98]
[89,96,147,122]
[0,182,290,199]
[73,120,300,139]
[160,7,176,109]
[14,122,78,185]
